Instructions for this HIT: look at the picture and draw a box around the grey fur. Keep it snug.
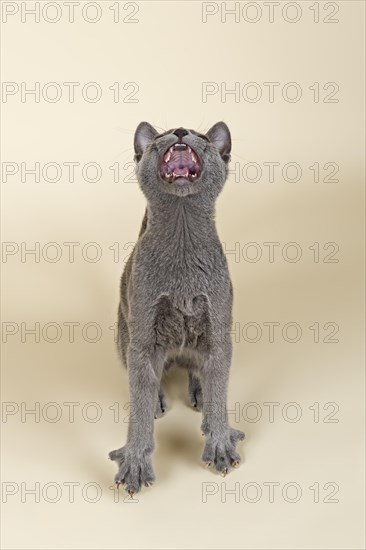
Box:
[109,121,245,495]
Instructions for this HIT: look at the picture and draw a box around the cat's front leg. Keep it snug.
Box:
[109,346,164,495]
[200,339,245,475]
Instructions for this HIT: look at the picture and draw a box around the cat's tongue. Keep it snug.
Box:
[172,166,189,178]
[160,142,201,183]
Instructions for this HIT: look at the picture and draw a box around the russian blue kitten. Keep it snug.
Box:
[109,122,245,496]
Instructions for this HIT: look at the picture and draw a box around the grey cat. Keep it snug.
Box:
[109,121,245,496]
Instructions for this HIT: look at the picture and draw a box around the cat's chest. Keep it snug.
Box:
[154,294,210,350]
[139,233,220,277]
[132,226,229,307]
[146,254,210,298]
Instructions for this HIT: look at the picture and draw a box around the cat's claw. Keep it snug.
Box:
[201,427,245,475]
[109,445,155,495]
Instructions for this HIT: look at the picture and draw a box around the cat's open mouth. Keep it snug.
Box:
[160,143,202,183]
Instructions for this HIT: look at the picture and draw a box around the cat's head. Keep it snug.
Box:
[133,122,231,200]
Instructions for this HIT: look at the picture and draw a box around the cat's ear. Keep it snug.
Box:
[134,122,158,161]
[206,122,231,162]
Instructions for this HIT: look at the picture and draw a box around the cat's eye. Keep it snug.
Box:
[197,133,209,142]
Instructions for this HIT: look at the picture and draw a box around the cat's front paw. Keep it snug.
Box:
[109,445,155,495]
[201,427,245,475]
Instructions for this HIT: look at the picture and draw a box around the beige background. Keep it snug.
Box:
[1,1,365,549]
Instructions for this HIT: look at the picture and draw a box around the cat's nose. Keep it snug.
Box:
[173,128,189,140]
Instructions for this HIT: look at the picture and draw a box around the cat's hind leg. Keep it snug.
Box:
[188,372,203,410]
[154,357,174,418]
[154,388,168,418]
